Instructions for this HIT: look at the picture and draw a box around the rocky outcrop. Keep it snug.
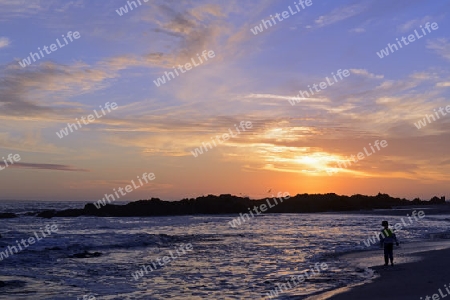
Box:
[0,213,17,218]
[69,251,102,258]
[30,193,448,218]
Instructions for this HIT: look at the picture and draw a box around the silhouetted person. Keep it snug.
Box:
[380,220,399,266]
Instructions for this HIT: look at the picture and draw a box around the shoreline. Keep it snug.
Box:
[313,240,450,300]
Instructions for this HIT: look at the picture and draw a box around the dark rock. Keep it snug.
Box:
[69,251,102,258]
[36,210,56,218]
[55,209,85,217]
[0,213,17,219]
[28,193,449,218]
[430,196,446,204]
[0,280,25,289]
[46,246,62,251]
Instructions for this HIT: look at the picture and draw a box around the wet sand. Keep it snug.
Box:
[323,241,450,300]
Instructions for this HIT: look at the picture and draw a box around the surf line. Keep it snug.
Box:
[131,243,193,281]
[0,223,59,262]
[265,262,329,299]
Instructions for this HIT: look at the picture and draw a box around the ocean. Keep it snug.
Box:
[0,201,449,299]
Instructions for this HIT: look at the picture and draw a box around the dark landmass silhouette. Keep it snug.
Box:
[23,193,447,218]
[0,213,17,219]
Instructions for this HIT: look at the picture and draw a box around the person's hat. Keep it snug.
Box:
[381,220,388,226]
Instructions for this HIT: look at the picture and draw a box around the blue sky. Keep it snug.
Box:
[0,0,449,201]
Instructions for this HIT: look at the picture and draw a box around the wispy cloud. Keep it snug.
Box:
[349,27,365,33]
[0,37,10,48]
[397,16,433,33]
[0,131,62,154]
[0,0,50,20]
[0,62,115,117]
[314,3,368,28]
[350,69,384,79]
[0,0,448,200]
[1,162,89,172]
[427,38,450,61]
[245,93,326,102]
[436,82,450,87]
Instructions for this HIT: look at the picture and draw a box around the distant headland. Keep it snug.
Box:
[6,193,445,219]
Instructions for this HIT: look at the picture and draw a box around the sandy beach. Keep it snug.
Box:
[321,241,450,300]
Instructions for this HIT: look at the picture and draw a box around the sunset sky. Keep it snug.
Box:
[0,0,449,201]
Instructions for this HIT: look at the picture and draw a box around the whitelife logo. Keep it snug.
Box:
[421,283,450,300]
[360,210,425,247]
[0,153,21,172]
[115,0,149,16]
[131,243,193,281]
[93,172,156,209]
[327,140,388,175]
[228,192,290,228]
[190,121,252,158]
[56,102,118,139]
[153,50,215,87]
[250,0,313,35]
[414,105,450,129]
[18,31,81,68]
[289,68,350,106]
[0,223,58,262]
[376,22,439,59]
